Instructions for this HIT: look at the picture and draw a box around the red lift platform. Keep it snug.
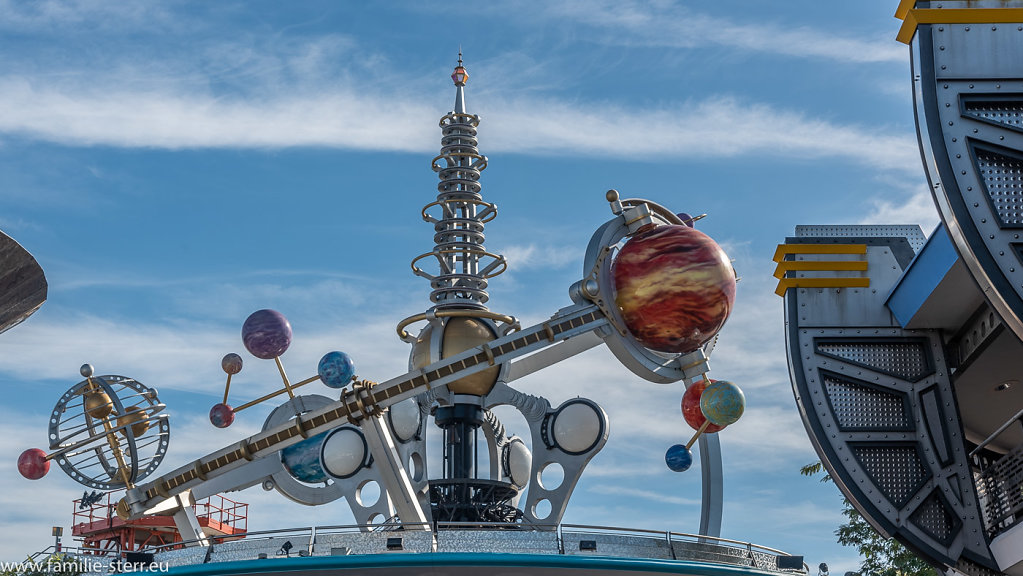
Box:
[72,492,248,554]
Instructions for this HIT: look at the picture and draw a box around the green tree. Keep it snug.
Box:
[801,462,938,576]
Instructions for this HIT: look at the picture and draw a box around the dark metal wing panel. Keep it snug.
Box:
[780,229,996,570]
[912,18,1023,344]
[0,230,47,334]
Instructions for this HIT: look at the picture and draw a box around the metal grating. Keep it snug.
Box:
[823,374,912,430]
[963,100,1023,129]
[850,445,929,508]
[975,441,1023,537]
[975,148,1023,226]
[816,341,931,382]
[909,492,957,545]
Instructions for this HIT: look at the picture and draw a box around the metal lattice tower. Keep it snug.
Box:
[411,53,506,311]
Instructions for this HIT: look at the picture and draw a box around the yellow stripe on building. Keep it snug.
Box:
[773,243,869,296]
[896,7,1023,44]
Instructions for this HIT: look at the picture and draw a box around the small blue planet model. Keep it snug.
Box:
[281,431,330,484]
[318,351,356,389]
[665,444,693,472]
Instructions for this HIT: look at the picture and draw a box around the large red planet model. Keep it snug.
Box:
[612,225,735,354]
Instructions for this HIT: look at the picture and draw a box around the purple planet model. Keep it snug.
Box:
[209,403,235,428]
[612,225,736,354]
[318,351,356,389]
[242,309,293,360]
[222,353,243,375]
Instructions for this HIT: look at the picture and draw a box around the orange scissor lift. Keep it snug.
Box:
[72,491,248,554]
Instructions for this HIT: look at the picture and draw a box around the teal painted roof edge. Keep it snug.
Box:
[163,552,784,576]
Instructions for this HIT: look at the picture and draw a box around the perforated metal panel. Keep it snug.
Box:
[850,444,930,508]
[975,147,1023,227]
[910,492,958,546]
[963,99,1023,131]
[823,373,912,430]
[795,225,927,253]
[817,340,931,382]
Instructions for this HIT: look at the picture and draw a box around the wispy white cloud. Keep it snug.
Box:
[536,0,905,65]
[0,73,918,174]
[859,183,940,230]
[501,243,579,271]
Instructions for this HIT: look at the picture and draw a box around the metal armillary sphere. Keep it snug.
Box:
[44,364,170,490]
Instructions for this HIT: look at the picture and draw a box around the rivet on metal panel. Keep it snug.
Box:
[953,138,957,142]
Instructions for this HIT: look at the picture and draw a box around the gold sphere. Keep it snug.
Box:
[117,406,150,437]
[84,389,113,419]
[411,316,500,396]
[606,189,620,202]
[115,499,131,520]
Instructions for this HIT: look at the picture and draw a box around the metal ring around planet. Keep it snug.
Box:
[262,395,346,506]
[395,309,520,341]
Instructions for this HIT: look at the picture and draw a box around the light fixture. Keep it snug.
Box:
[386,537,403,551]
[579,540,597,551]
[278,541,293,557]
[996,380,1017,392]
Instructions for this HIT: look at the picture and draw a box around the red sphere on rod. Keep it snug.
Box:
[681,379,725,433]
[17,448,49,480]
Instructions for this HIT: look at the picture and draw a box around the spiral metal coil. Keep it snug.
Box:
[411,106,507,309]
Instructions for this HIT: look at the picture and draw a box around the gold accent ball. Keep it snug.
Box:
[84,389,113,419]
[115,499,131,520]
[411,316,500,396]
[117,406,150,437]
[606,189,619,202]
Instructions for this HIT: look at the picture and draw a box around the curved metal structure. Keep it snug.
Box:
[779,226,995,573]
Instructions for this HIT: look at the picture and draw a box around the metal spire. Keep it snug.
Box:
[452,49,467,114]
[408,55,506,311]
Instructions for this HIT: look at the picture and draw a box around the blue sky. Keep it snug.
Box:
[0,1,940,572]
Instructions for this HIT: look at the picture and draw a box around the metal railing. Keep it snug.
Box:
[970,408,1023,537]
[143,521,806,574]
